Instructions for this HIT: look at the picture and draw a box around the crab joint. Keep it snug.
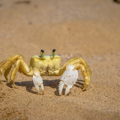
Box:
[52,49,56,58]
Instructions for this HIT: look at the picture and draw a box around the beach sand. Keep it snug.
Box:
[0,0,120,119]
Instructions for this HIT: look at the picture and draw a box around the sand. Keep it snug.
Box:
[0,0,120,120]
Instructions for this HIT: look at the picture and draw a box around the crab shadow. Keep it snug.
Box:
[6,79,85,95]
[75,79,85,88]
[6,79,60,95]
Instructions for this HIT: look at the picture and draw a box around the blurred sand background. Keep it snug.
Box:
[0,0,120,119]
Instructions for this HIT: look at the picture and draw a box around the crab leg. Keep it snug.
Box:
[20,59,33,76]
[0,56,17,83]
[0,55,15,67]
[10,59,20,88]
[74,63,91,91]
[59,57,92,91]
[0,55,33,87]
[4,65,12,83]
[0,55,22,75]
[0,55,22,83]
[10,58,34,88]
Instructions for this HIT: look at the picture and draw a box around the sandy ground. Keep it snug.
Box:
[0,0,120,120]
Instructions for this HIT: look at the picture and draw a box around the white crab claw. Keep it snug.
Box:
[33,68,44,95]
[59,64,78,95]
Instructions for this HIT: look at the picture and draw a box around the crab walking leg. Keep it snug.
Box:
[4,65,12,83]
[0,55,15,67]
[0,55,23,83]
[10,59,21,88]
[10,58,34,88]
[0,60,13,84]
[0,55,33,87]
[74,63,91,91]
[0,55,24,74]
[20,59,33,76]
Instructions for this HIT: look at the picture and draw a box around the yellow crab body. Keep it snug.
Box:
[30,55,61,76]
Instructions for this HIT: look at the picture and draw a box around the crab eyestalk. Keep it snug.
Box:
[51,49,56,58]
[40,50,45,59]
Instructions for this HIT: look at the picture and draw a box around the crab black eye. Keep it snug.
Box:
[41,49,44,53]
[52,49,56,52]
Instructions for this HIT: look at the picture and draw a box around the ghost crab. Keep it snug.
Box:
[0,49,92,95]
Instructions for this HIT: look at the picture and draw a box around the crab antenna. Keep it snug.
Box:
[40,49,44,58]
[52,49,56,58]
